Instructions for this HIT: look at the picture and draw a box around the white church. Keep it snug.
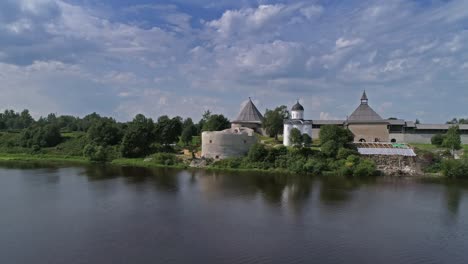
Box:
[283,101,313,146]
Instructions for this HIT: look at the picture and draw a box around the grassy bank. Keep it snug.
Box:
[0,153,190,170]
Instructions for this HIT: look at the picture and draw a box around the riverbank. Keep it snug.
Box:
[0,153,189,170]
[0,152,448,181]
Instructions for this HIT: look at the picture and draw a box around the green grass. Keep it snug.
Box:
[411,143,468,151]
[0,153,88,164]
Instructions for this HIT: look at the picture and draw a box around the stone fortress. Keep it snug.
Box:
[201,91,468,159]
[201,98,262,160]
[283,91,468,146]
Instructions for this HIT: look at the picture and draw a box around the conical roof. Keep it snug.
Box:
[233,98,264,123]
[348,92,382,121]
[361,90,368,101]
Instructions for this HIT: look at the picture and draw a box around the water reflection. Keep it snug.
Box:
[1,163,468,264]
[445,185,462,215]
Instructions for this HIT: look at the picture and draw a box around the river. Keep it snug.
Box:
[0,162,467,264]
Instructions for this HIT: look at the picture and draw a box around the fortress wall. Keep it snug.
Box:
[348,124,390,142]
[202,130,258,160]
[388,133,406,143]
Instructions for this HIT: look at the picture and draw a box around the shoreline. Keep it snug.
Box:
[0,153,446,180]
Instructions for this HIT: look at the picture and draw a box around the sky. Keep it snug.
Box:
[1,0,468,123]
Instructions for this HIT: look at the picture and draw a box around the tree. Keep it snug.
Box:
[155,116,183,144]
[20,124,62,148]
[321,140,339,157]
[197,110,211,134]
[289,128,302,147]
[431,134,445,146]
[202,114,230,132]
[302,134,312,147]
[181,124,196,146]
[120,114,156,158]
[263,105,289,139]
[319,125,354,147]
[443,125,462,151]
[87,118,122,146]
[415,119,421,124]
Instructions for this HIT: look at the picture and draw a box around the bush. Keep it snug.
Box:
[303,158,327,175]
[441,159,468,179]
[431,134,445,146]
[150,153,180,166]
[83,144,115,162]
[20,124,62,148]
[248,143,268,162]
[321,140,339,158]
[353,159,377,177]
[337,148,359,160]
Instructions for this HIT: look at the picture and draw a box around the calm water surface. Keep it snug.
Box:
[1,163,468,264]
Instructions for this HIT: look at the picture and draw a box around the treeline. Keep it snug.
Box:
[212,125,377,177]
[0,109,231,162]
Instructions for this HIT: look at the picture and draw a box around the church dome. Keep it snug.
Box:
[291,101,304,111]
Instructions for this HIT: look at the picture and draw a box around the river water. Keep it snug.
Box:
[0,163,467,264]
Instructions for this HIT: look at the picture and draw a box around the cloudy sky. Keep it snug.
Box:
[1,0,468,122]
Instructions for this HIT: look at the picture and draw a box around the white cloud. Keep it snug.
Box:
[335,38,364,49]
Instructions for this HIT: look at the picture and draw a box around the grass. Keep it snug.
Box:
[410,143,468,151]
[0,153,88,164]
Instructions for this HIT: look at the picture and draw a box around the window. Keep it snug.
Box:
[215,155,219,159]
[391,138,397,143]
[209,140,212,143]
[359,138,366,142]
[374,138,380,142]
[243,140,247,144]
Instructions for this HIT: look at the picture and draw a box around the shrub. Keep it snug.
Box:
[321,140,339,158]
[337,148,359,160]
[248,143,268,162]
[431,134,445,146]
[353,159,377,177]
[441,159,468,179]
[151,153,180,166]
[303,158,327,175]
[83,144,115,162]
[302,134,312,147]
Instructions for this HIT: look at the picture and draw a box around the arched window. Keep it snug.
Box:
[374,138,380,142]
[359,138,366,142]
[391,138,397,143]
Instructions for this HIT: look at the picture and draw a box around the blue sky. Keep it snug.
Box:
[1,0,468,122]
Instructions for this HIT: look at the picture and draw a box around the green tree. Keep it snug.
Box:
[155,116,183,144]
[120,114,156,158]
[289,128,302,147]
[197,110,212,134]
[202,114,230,132]
[263,106,289,139]
[87,118,122,146]
[321,140,339,157]
[302,133,312,147]
[181,123,197,146]
[319,125,354,147]
[20,124,62,148]
[443,126,461,151]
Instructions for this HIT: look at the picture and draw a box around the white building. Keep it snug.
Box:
[283,101,313,146]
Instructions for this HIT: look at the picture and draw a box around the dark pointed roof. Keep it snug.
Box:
[361,90,368,101]
[233,98,264,123]
[292,100,304,111]
[348,92,382,122]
